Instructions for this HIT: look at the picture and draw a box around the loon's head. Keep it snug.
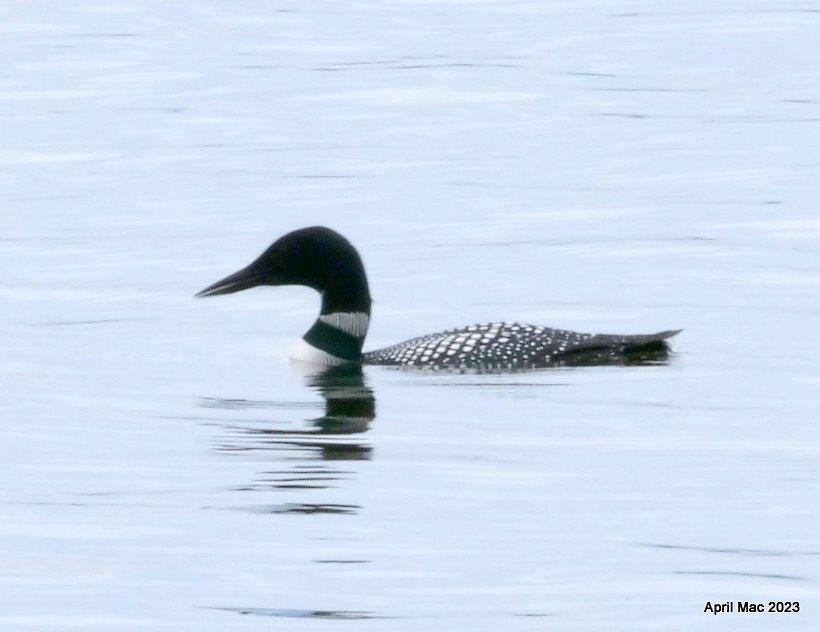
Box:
[195,226,371,366]
[195,226,371,312]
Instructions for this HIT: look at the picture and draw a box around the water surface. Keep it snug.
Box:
[1,1,819,629]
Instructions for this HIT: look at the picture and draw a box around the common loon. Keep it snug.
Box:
[195,226,681,370]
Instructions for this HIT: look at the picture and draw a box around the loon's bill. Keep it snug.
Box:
[195,226,681,371]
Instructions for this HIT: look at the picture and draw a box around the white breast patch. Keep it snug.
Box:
[289,338,347,366]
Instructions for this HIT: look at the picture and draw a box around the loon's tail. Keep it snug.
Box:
[557,328,682,355]
[586,328,683,349]
[554,329,682,367]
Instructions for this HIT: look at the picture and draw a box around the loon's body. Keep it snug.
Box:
[363,322,679,370]
[196,227,680,371]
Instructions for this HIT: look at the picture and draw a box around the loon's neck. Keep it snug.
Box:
[288,237,372,366]
[291,309,371,366]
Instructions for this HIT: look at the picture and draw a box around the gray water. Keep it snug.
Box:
[2,1,819,630]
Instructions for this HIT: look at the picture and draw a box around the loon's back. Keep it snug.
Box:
[363,322,680,370]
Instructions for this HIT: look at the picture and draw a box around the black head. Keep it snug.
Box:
[195,226,371,314]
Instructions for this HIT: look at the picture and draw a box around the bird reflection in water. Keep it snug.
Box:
[303,363,376,446]
[205,346,671,515]
[206,364,375,515]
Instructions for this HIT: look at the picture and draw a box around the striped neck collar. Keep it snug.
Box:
[301,312,370,362]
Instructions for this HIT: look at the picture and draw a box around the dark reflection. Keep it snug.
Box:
[309,364,376,432]
[206,364,375,510]
[640,542,820,557]
[207,607,380,620]
[237,503,360,515]
[673,570,805,582]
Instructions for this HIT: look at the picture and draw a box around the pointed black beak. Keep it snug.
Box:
[194,264,268,298]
